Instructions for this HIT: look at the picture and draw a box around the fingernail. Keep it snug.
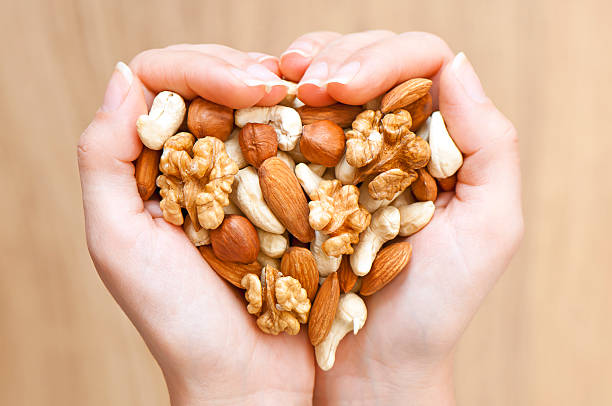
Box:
[280,41,316,59]
[298,62,328,89]
[326,61,360,85]
[256,55,279,64]
[102,61,133,112]
[450,52,487,103]
[230,64,283,93]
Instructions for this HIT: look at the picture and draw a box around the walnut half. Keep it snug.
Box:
[241,265,311,335]
[308,180,372,257]
[157,132,238,230]
[346,109,431,200]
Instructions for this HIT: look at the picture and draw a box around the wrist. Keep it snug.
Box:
[166,373,313,406]
[314,355,455,406]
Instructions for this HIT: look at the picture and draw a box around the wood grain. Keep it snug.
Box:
[1,0,611,404]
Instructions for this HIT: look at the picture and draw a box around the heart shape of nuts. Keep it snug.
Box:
[134,78,463,371]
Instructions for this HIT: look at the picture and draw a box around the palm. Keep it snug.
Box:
[98,212,314,399]
[316,177,518,383]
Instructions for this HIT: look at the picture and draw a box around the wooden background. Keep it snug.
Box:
[1,0,611,404]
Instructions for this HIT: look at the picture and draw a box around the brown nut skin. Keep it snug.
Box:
[209,215,260,264]
[199,246,260,288]
[411,168,438,201]
[308,272,340,346]
[258,157,314,243]
[135,147,161,200]
[300,120,346,167]
[296,104,362,128]
[281,247,319,301]
[405,93,433,131]
[238,123,278,168]
[187,97,234,141]
[337,255,358,293]
[360,241,412,296]
[437,174,457,192]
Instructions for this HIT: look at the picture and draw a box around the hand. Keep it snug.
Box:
[280,31,523,405]
[77,45,315,405]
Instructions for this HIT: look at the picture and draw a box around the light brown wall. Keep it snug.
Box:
[1,0,611,404]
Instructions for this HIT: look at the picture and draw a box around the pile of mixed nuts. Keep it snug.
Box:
[134,78,463,370]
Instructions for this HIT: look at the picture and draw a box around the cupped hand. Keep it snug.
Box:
[280,32,523,405]
[77,45,314,406]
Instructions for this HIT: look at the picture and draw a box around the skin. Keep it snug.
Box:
[78,32,522,405]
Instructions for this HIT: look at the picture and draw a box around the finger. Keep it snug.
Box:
[130,46,287,109]
[144,198,163,218]
[247,52,281,76]
[296,30,396,106]
[279,31,342,82]
[324,32,454,106]
[77,62,150,241]
[439,52,523,263]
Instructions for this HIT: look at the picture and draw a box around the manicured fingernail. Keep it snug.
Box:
[450,52,488,103]
[281,41,316,59]
[298,62,328,89]
[102,61,133,112]
[326,61,360,85]
[230,64,283,93]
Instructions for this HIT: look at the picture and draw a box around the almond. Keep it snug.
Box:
[199,245,260,288]
[308,271,340,345]
[187,97,234,141]
[258,157,314,243]
[405,93,433,131]
[360,242,412,296]
[280,247,319,300]
[380,78,432,113]
[209,215,260,264]
[437,173,457,192]
[300,120,346,167]
[134,147,161,200]
[337,255,357,293]
[411,168,438,202]
[239,123,278,168]
[296,104,362,128]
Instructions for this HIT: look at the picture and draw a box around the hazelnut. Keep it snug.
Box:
[187,97,234,141]
[238,123,278,168]
[300,120,345,167]
[210,215,260,264]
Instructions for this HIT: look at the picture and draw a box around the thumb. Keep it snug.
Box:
[77,62,149,241]
[439,52,523,261]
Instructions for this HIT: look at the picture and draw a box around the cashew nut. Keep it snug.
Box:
[278,80,299,107]
[398,201,435,237]
[350,206,400,276]
[315,293,367,371]
[287,143,309,163]
[390,189,416,208]
[257,229,288,258]
[234,106,302,151]
[335,153,359,185]
[416,115,431,142]
[257,252,280,270]
[358,180,402,213]
[275,151,295,171]
[223,200,243,216]
[230,167,285,234]
[295,163,323,199]
[308,163,326,177]
[427,111,463,178]
[224,128,248,169]
[183,216,210,246]
[136,91,186,150]
[311,231,342,277]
